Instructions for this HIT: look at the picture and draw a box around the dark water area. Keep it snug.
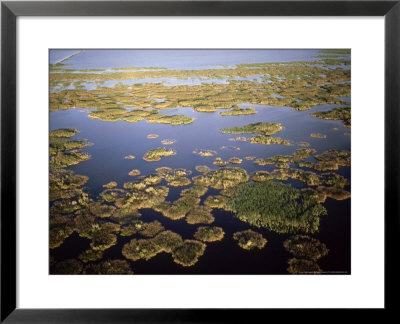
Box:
[51,199,350,274]
[50,49,351,275]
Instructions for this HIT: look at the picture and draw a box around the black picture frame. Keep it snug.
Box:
[1,0,399,322]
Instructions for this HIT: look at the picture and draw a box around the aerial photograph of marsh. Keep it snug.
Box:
[49,49,350,275]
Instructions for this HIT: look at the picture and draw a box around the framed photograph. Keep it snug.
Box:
[1,0,398,321]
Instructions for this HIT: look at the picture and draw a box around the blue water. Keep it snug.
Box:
[50,50,82,64]
[50,49,324,70]
[51,102,350,200]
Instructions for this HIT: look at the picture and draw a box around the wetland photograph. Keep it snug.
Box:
[49,49,351,275]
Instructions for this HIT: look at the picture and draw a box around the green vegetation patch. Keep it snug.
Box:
[311,107,351,128]
[165,173,191,187]
[52,259,83,274]
[310,133,327,139]
[250,135,292,146]
[128,169,141,176]
[143,147,176,162]
[283,235,329,261]
[167,176,191,187]
[276,162,290,169]
[154,194,200,220]
[301,188,327,204]
[145,114,194,125]
[194,226,225,242]
[254,148,316,166]
[315,149,350,166]
[100,188,126,203]
[78,249,104,263]
[89,222,120,251]
[193,149,218,157]
[318,172,348,188]
[50,128,78,138]
[122,230,183,261]
[155,167,173,175]
[113,207,141,221]
[50,150,91,168]
[264,168,346,188]
[194,105,217,113]
[89,202,116,218]
[221,122,282,136]
[50,199,82,215]
[228,157,243,164]
[87,105,194,125]
[73,212,97,239]
[299,161,339,172]
[140,220,165,238]
[318,58,350,66]
[49,137,89,155]
[317,186,350,200]
[213,157,229,167]
[186,206,215,225]
[220,107,257,116]
[251,171,273,182]
[319,49,350,54]
[180,185,208,198]
[49,128,91,169]
[49,169,88,201]
[227,181,327,234]
[83,259,134,274]
[233,229,267,250]
[153,230,184,253]
[203,195,228,209]
[298,141,310,147]
[172,240,206,267]
[117,183,168,211]
[122,237,160,261]
[195,165,211,173]
[103,181,118,189]
[89,107,156,123]
[287,258,322,274]
[300,149,351,171]
[193,167,249,190]
[120,223,144,237]
[49,213,75,249]
[50,60,350,116]
[154,167,192,186]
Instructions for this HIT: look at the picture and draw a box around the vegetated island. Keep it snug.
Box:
[226,181,327,234]
[221,122,282,136]
[143,147,176,162]
[233,229,267,250]
[311,106,351,128]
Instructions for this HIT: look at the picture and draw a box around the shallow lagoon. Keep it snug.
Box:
[51,103,350,196]
[49,49,351,274]
[52,49,324,70]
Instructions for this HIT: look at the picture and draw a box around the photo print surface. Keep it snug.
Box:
[49,49,351,275]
